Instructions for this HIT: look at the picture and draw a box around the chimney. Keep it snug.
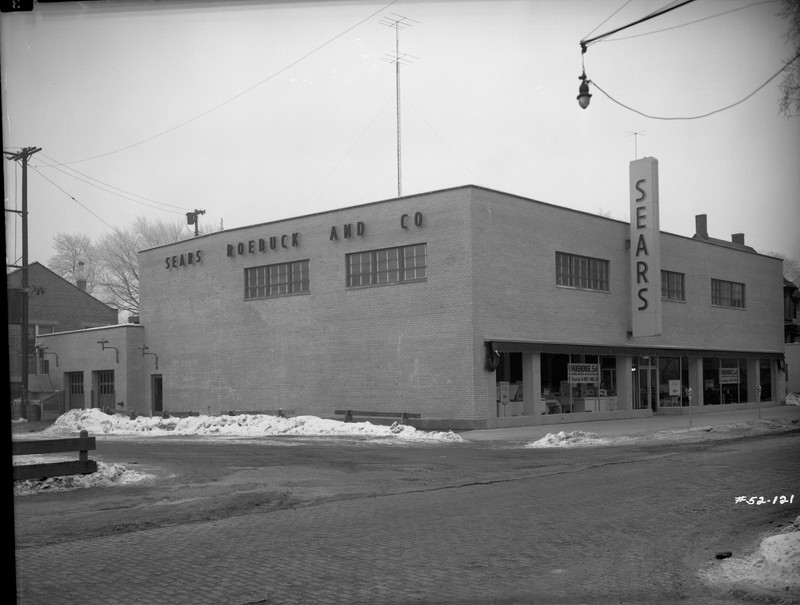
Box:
[695,214,708,239]
[732,233,745,246]
[75,260,87,292]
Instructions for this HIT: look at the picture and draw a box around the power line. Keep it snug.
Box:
[58,0,400,166]
[581,0,697,50]
[29,165,115,228]
[597,0,778,44]
[583,0,634,41]
[37,153,186,214]
[590,51,800,120]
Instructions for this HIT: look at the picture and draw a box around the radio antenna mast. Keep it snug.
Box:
[379,13,418,197]
[626,131,646,159]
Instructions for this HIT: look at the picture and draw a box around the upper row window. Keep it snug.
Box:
[555,252,609,292]
[245,260,310,299]
[347,243,427,288]
[661,270,685,301]
[712,278,745,309]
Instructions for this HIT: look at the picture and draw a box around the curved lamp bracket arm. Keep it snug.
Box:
[97,340,119,364]
[138,345,159,370]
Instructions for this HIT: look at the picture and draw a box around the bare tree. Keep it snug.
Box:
[48,233,98,293]
[779,0,800,117]
[49,216,190,317]
[762,250,800,284]
[95,217,189,315]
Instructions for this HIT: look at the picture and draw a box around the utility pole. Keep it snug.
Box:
[5,146,42,415]
[186,209,206,237]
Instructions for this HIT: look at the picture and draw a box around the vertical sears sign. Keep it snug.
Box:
[629,157,662,337]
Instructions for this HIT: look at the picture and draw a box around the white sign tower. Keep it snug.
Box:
[629,157,662,337]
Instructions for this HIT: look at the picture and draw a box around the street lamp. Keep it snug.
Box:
[577,71,592,109]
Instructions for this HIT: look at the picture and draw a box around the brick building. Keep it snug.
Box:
[37,165,788,429]
[7,262,118,401]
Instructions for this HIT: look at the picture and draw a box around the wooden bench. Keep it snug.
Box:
[334,410,421,425]
[12,430,97,481]
[226,409,294,418]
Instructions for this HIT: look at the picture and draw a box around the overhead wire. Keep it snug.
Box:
[589,51,800,120]
[37,153,186,214]
[403,95,482,187]
[596,0,779,44]
[28,164,115,228]
[581,0,697,49]
[582,0,634,41]
[58,0,400,166]
[299,95,395,214]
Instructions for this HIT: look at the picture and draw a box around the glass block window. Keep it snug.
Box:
[245,260,309,299]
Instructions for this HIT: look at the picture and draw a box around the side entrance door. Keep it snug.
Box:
[96,370,115,409]
[152,374,163,414]
[67,372,84,409]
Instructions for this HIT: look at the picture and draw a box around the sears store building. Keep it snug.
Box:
[128,160,785,429]
[41,159,786,429]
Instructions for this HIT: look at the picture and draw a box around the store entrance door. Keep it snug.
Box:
[634,360,659,411]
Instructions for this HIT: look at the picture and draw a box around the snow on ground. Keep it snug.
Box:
[12,409,462,497]
[33,408,466,441]
[525,418,800,448]
[700,516,800,597]
[13,461,153,497]
[12,407,800,596]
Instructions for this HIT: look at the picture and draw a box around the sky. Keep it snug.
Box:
[3,0,800,271]
[12,406,800,596]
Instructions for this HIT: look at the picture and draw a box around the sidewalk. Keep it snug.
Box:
[459,404,800,443]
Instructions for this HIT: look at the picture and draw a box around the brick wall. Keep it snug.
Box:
[8,263,118,382]
[140,189,479,419]
[469,188,783,352]
[138,186,784,423]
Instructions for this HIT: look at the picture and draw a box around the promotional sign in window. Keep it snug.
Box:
[720,368,740,384]
[499,381,510,405]
[629,157,663,337]
[569,363,600,384]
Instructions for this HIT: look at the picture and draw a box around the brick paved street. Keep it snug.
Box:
[14,430,799,604]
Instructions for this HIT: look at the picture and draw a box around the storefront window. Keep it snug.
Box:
[658,356,688,407]
[760,359,772,400]
[703,358,748,405]
[539,353,617,414]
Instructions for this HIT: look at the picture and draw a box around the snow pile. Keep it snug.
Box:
[526,430,609,448]
[525,418,800,448]
[13,461,153,497]
[787,392,800,406]
[702,516,800,596]
[39,409,464,442]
